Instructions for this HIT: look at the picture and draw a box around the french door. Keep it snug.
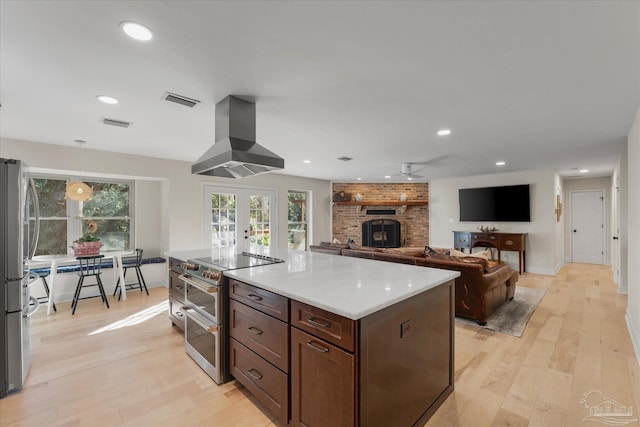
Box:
[203,185,278,251]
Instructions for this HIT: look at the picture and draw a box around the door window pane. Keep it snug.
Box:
[288,191,308,250]
[249,195,270,248]
[210,193,237,248]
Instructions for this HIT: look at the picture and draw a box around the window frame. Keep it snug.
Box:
[30,173,135,256]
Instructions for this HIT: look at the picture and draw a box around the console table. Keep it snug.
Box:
[453,231,527,274]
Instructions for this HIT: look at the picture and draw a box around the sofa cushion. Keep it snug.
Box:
[425,251,489,271]
[468,249,491,260]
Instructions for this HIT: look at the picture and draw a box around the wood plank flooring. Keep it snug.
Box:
[1,263,638,426]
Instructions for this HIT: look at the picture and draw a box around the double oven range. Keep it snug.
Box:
[178,251,284,384]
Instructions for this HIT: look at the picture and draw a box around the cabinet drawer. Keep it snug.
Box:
[229,338,288,422]
[168,257,185,273]
[291,300,356,352]
[500,234,523,250]
[229,299,289,372]
[472,232,498,242]
[168,295,185,333]
[168,269,185,302]
[453,231,471,249]
[228,279,289,322]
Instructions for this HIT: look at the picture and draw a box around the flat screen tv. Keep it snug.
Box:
[459,184,531,222]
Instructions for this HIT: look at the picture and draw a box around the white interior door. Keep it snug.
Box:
[571,190,605,264]
[204,185,277,251]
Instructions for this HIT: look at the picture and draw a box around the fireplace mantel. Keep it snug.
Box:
[334,200,428,213]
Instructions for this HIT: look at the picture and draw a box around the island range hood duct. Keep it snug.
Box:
[191,95,285,178]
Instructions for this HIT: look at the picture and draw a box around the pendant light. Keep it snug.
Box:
[65,140,93,202]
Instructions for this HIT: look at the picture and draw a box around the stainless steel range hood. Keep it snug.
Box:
[192,96,284,178]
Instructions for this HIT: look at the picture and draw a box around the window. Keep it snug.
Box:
[30,176,134,256]
[288,191,309,250]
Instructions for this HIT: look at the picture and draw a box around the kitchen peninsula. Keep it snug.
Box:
[168,249,459,426]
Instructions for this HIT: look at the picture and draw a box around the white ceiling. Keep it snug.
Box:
[1,1,639,182]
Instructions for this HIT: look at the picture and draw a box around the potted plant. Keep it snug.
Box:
[71,221,103,256]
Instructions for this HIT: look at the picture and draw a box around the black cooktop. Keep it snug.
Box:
[193,251,285,271]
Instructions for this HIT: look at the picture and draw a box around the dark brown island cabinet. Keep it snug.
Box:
[168,257,186,333]
[228,277,455,427]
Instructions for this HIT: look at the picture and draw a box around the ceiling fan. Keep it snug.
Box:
[393,162,425,180]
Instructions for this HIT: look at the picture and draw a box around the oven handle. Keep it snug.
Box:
[185,308,219,333]
[179,274,219,294]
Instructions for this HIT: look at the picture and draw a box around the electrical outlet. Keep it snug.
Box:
[401,319,413,338]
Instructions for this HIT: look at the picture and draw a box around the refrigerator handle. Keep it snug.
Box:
[24,296,40,318]
[28,178,40,259]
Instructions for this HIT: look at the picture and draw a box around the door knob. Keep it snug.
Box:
[573,230,577,233]
[613,236,619,240]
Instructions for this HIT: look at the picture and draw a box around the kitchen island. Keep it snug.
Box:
[167,248,459,427]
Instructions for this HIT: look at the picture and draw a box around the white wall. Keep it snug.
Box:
[626,106,640,364]
[562,176,612,264]
[429,170,560,275]
[612,153,628,293]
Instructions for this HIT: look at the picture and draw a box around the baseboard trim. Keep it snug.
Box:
[626,310,640,367]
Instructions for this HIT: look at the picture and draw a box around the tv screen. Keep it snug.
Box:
[459,184,530,222]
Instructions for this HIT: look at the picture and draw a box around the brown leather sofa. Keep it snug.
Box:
[311,243,518,325]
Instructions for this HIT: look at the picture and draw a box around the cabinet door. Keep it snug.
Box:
[290,327,355,427]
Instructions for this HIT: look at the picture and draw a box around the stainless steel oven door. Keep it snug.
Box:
[184,308,223,384]
[180,274,220,324]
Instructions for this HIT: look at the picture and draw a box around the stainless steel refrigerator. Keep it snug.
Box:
[1,158,40,397]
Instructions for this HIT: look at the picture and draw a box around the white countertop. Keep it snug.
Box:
[165,248,459,320]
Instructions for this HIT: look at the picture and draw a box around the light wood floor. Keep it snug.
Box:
[1,263,638,426]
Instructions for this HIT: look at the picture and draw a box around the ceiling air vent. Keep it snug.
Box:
[102,118,131,128]
[162,92,201,108]
[337,156,353,161]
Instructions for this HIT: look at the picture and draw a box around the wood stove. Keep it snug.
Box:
[362,219,401,248]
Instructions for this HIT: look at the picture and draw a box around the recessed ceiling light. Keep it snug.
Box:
[120,21,153,41]
[407,177,413,181]
[303,160,311,164]
[580,169,589,173]
[97,95,118,104]
[496,161,506,166]
[384,175,391,179]
[357,177,362,181]
[437,129,452,136]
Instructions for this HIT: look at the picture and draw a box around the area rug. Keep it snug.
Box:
[456,286,546,337]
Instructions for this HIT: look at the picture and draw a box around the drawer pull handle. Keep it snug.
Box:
[248,294,263,301]
[308,317,330,328]
[248,326,263,335]
[307,340,329,353]
[459,239,466,242]
[505,240,513,245]
[175,311,184,317]
[247,368,263,380]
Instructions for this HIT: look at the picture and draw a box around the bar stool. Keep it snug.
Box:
[72,255,109,315]
[113,249,148,300]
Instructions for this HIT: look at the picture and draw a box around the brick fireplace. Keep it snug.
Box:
[332,183,429,247]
